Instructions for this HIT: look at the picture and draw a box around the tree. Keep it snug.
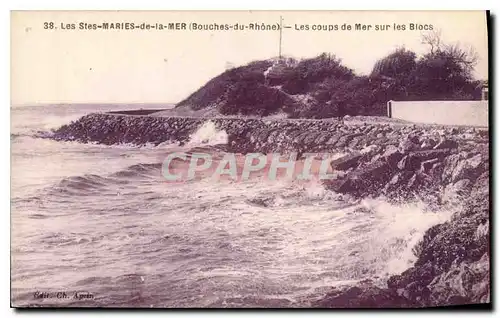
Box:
[420,29,443,55]
[370,47,418,101]
[281,53,354,95]
[371,47,417,80]
[420,29,478,81]
[410,30,480,100]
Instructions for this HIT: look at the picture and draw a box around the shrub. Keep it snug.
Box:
[281,53,354,95]
[176,60,273,110]
[219,81,291,116]
[371,48,417,79]
[175,40,483,118]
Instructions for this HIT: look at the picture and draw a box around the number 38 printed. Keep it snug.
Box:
[43,22,55,29]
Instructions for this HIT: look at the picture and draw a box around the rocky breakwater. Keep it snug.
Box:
[49,112,487,155]
[49,112,490,307]
[50,112,379,152]
[315,128,490,308]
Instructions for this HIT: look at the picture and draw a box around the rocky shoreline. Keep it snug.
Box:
[48,112,490,308]
[313,148,489,307]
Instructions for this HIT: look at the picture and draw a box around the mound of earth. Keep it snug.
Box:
[153,54,380,119]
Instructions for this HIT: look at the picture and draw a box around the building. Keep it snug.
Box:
[387,99,488,127]
[482,80,489,101]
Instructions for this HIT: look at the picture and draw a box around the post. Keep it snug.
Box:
[279,16,283,59]
[387,100,392,118]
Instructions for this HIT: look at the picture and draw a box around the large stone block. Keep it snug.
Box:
[330,151,365,171]
[398,149,452,171]
[328,161,394,196]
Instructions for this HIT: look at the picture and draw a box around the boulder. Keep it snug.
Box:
[316,132,331,145]
[293,131,310,144]
[362,125,374,134]
[406,173,419,190]
[434,138,459,150]
[328,161,394,196]
[398,149,451,171]
[450,154,483,183]
[361,144,381,156]
[411,148,452,161]
[383,171,414,194]
[442,152,468,183]
[397,155,410,170]
[348,137,363,148]
[303,132,322,146]
[326,134,341,145]
[386,262,437,305]
[313,283,413,308]
[335,134,354,148]
[442,179,472,205]
[420,158,440,174]
[266,129,281,144]
[330,151,365,171]
[427,253,490,306]
[383,145,404,168]
[420,138,438,150]
[399,137,420,153]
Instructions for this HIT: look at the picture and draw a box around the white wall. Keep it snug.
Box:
[388,100,489,127]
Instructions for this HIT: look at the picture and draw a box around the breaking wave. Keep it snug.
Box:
[187,121,228,146]
[14,149,453,307]
[12,105,457,307]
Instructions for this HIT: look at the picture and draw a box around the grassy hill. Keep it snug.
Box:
[168,49,483,119]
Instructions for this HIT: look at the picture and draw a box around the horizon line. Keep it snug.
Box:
[11,102,178,108]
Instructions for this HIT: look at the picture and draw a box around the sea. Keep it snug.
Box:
[11,104,453,307]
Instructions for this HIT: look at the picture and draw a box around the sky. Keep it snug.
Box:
[11,11,488,106]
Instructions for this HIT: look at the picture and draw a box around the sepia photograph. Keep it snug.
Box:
[10,10,490,309]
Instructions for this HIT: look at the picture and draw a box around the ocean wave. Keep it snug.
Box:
[35,162,164,198]
[109,163,162,179]
[187,121,228,146]
[59,174,111,190]
[240,182,453,287]
[11,133,29,140]
[12,140,459,308]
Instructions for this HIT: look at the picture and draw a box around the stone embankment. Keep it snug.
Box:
[49,112,490,308]
[49,113,487,154]
[314,139,489,307]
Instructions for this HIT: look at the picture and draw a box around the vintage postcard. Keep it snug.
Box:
[11,10,490,308]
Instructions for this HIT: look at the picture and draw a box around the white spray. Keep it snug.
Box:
[187,121,228,146]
